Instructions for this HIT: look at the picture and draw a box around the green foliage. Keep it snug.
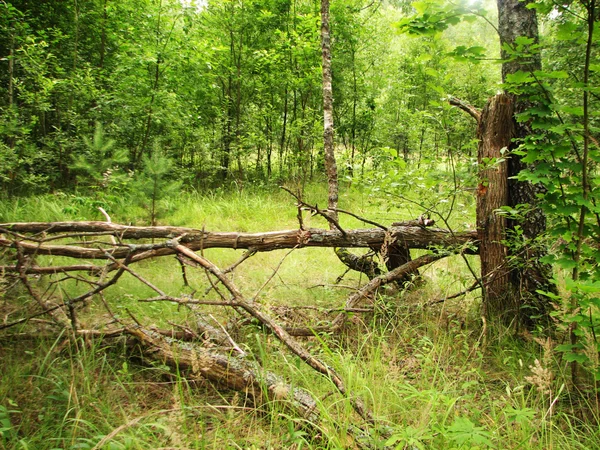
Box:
[73,122,129,190]
[444,416,494,448]
[0,0,500,192]
[501,0,600,381]
[385,425,434,449]
[133,147,182,226]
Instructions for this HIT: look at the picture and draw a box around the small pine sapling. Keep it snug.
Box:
[134,145,182,226]
[73,122,129,192]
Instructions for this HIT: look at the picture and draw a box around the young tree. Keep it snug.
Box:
[321,0,338,217]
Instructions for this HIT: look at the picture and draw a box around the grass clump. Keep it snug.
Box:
[0,183,598,449]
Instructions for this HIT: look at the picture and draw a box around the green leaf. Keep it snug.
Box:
[533,70,569,79]
[564,353,589,364]
[425,67,439,77]
[505,71,534,84]
[515,36,535,46]
[447,417,494,448]
[556,22,580,41]
[557,105,584,116]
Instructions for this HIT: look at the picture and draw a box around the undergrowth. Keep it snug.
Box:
[0,183,597,449]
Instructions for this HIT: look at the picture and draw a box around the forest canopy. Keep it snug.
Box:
[0,0,498,196]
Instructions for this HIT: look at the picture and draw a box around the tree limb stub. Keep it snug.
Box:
[448,95,481,122]
[285,252,450,336]
[0,222,477,259]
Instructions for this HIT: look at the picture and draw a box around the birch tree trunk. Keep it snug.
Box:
[320,0,338,219]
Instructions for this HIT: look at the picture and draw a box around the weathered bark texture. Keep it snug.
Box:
[497,0,541,83]
[448,96,481,122]
[334,247,381,279]
[0,222,476,262]
[127,326,319,421]
[476,94,515,319]
[496,0,554,326]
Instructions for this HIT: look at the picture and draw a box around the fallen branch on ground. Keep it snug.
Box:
[126,325,320,422]
[0,221,478,261]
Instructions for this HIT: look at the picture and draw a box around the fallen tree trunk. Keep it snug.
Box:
[0,222,477,260]
[126,326,319,422]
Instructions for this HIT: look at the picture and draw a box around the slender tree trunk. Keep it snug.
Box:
[7,32,15,151]
[73,0,79,72]
[136,0,163,166]
[99,0,108,69]
[349,44,357,177]
[276,88,288,179]
[8,34,14,111]
[320,0,338,218]
[320,0,415,283]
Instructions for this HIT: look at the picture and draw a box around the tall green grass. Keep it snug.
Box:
[0,183,597,449]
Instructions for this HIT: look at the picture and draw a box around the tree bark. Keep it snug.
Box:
[491,0,553,327]
[0,222,477,261]
[320,0,338,219]
[127,326,319,421]
[476,94,515,319]
[498,0,541,83]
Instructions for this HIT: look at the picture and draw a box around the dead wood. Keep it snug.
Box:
[126,326,320,422]
[0,222,477,264]
[0,218,466,426]
[448,95,481,122]
[334,248,381,280]
[477,94,513,312]
[285,252,450,336]
[0,256,131,331]
[0,326,203,342]
[168,242,375,423]
[1,325,319,423]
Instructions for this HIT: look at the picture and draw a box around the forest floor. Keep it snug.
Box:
[1,183,599,449]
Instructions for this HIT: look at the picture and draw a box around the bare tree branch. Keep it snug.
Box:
[448,95,481,121]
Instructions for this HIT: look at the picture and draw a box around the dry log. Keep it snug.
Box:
[169,242,374,422]
[0,222,477,260]
[2,326,319,422]
[127,326,319,421]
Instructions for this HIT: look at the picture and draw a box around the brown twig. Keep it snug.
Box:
[280,186,347,236]
[138,296,240,307]
[426,279,482,306]
[447,95,481,122]
[252,246,297,302]
[209,314,246,356]
[0,254,132,331]
[223,249,257,274]
[167,241,374,423]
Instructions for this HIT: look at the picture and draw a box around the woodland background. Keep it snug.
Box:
[1,0,600,448]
